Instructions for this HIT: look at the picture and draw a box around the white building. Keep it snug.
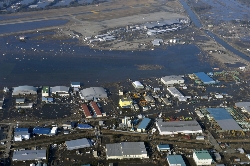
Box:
[14,131,30,141]
[161,75,184,86]
[50,86,69,96]
[167,87,190,101]
[50,127,58,135]
[106,142,148,160]
[71,82,81,88]
[156,121,202,135]
[12,85,37,96]
[132,81,144,89]
[193,150,212,166]
[79,87,107,100]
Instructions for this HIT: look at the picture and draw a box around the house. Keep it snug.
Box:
[193,150,213,165]
[157,144,170,151]
[62,122,74,130]
[119,97,133,108]
[42,86,49,97]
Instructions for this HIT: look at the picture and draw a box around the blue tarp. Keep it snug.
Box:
[33,127,51,135]
[194,72,216,84]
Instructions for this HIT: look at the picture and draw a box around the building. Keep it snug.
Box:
[50,86,69,96]
[157,144,170,151]
[16,98,25,104]
[12,149,46,161]
[106,142,148,160]
[90,101,102,117]
[119,97,133,108]
[156,120,202,135]
[42,86,49,97]
[71,82,81,88]
[12,85,37,96]
[81,104,92,118]
[15,103,33,109]
[80,87,107,101]
[14,128,30,141]
[161,75,184,86]
[193,72,216,84]
[137,118,151,132]
[132,81,144,89]
[50,127,58,135]
[144,95,155,103]
[214,153,221,161]
[193,150,213,165]
[235,102,250,114]
[0,98,4,109]
[65,138,92,150]
[33,127,51,135]
[167,155,186,166]
[206,108,242,131]
[77,124,93,129]
[167,87,190,101]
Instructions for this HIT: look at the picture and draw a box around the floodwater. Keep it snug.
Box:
[53,0,73,7]
[0,32,212,87]
[0,19,69,34]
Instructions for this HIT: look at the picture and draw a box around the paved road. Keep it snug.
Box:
[4,123,14,158]
[206,130,222,152]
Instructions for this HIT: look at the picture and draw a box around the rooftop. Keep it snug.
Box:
[42,86,49,93]
[65,138,91,150]
[137,118,151,130]
[12,149,46,161]
[194,150,212,160]
[156,120,202,132]
[194,72,215,84]
[167,155,186,166]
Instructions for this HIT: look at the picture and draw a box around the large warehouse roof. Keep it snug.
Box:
[138,118,151,130]
[50,86,69,94]
[206,108,242,130]
[167,87,184,98]
[65,138,91,150]
[167,155,186,166]
[194,72,216,84]
[12,150,46,161]
[80,87,107,100]
[144,19,180,29]
[12,85,37,96]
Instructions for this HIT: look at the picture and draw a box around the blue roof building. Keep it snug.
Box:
[77,124,93,129]
[15,128,29,132]
[194,72,216,84]
[157,144,170,151]
[167,155,186,166]
[137,118,151,132]
[33,127,51,135]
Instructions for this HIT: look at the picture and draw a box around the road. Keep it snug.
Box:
[4,123,14,158]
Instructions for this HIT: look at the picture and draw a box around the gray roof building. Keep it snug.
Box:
[65,138,92,150]
[12,86,37,96]
[12,149,46,161]
[161,75,184,85]
[79,87,107,100]
[50,86,69,94]
[167,155,186,166]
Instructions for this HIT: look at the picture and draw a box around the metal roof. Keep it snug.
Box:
[50,86,69,93]
[138,118,151,130]
[12,150,46,161]
[161,75,184,83]
[81,104,92,117]
[132,81,144,88]
[80,87,107,100]
[16,98,25,103]
[15,128,29,132]
[71,82,80,85]
[14,131,30,136]
[12,85,37,95]
[167,87,184,97]
[167,155,186,166]
[194,150,212,160]
[206,108,242,130]
[156,120,202,132]
[90,101,102,116]
[144,19,180,29]
[194,72,216,84]
[65,138,91,150]
[157,144,170,150]
[77,124,92,129]
[33,127,51,135]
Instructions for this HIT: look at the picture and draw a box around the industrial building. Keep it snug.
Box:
[106,142,148,160]
[15,103,33,109]
[81,104,92,118]
[167,155,186,166]
[156,120,202,135]
[65,138,92,150]
[193,72,216,84]
[90,101,102,117]
[80,87,107,101]
[33,127,51,135]
[12,85,37,96]
[193,150,213,166]
[50,86,69,96]
[12,149,47,161]
[206,108,242,131]
[42,86,49,97]
[235,102,250,114]
[132,81,144,89]
[16,98,25,104]
[157,144,170,151]
[14,128,30,142]
[167,87,190,101]
[119,97,133,108]
[137,118,151,132]
[77,124,92,129]
[50,127,58,135]
[161,75,184,86]
[71,82,81,88]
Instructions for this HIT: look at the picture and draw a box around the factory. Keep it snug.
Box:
[81,104,92,118]
[12,149,47,161]
[79,87,107,101]
[156,120,202,135]
[193,72,216,84]
[167,87,191,101]
[90,101,102,117]
[65,138,92,150]
[50,86,69,96]
[167,155,186,166]
[106,142,148,160]
[137,118,151,132]
[161,75,184,86]
[14,128,30,142]
[12,85,37,96]
[193,150,213,166]
[132,81,144,89]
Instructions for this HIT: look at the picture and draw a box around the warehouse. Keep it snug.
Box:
[33,127,51,135]
[14,128,30,141]
[193,72,216,84]
[80,87,107,100]
[137,118,151,132]
[16,98,25,104]
[132,81,144,89]
[119,97,133,108]
[167,155,186,166]
[81,104,92,118]
[167,87,184,98]
[50,86,69,96]
[12,149,46,161]
[144,19,180,29]
[161,75,184,86]
[193,150,212,166]
[77,124,93,129]
[42,86,49,97]
[206,108,242,131]
[106,142,148,160]
[156,120,202,135]
[157,144,170,152]
[71,82,81,88]
[12,85,37,96]
[65,138,92,150]
[90,101,102,117]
